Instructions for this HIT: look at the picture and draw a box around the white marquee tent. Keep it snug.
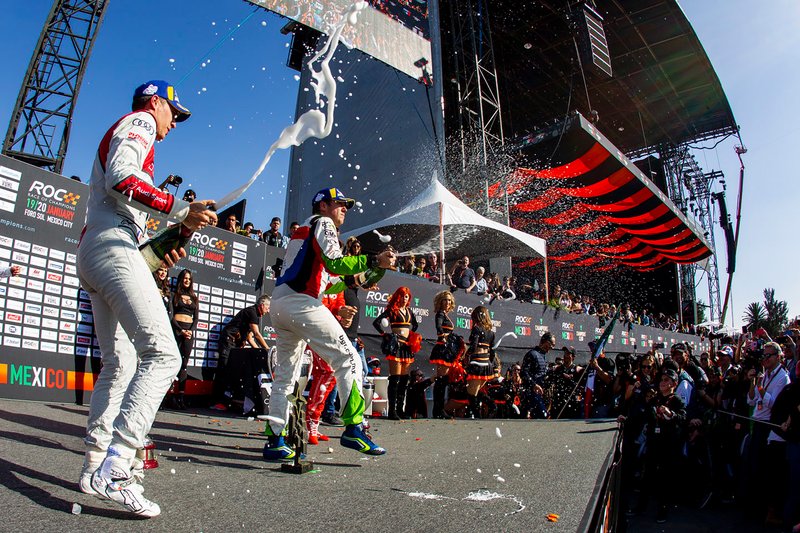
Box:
[342,177,547,263]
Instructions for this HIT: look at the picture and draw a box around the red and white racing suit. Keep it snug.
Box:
[266,215,372,436]
[78,110,190,464]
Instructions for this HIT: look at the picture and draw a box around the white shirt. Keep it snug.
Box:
[747,365,790,422]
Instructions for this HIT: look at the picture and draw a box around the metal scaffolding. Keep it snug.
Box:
[2,0,108,174]
[444,0,506,218]
[661,145,723,323]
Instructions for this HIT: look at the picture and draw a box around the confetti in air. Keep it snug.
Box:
[216,1,368,209]
[373,229,392,243]
[493,331,518,349]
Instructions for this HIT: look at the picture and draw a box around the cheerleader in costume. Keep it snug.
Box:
[464,306,499,418]
[373,286,419,419]
[429,290,464,418]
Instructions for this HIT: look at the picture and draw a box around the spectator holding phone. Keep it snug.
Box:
[448,255,476,292]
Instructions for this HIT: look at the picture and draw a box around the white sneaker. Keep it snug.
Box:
[91,456,161,517]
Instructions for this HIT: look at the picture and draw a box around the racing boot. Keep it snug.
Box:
[341,423,386,455]
[90,448,160,518]
[262,424,296,462]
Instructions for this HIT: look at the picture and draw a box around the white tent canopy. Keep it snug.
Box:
[342,178,546,262]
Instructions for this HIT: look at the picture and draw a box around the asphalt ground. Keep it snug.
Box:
[3,398,781,533]
[0,399,619,532]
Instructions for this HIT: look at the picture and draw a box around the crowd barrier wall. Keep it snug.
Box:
[0,155,707,403]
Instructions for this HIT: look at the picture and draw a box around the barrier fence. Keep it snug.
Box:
[0,155,707,402]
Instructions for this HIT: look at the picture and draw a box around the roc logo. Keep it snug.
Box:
[146,219,162,231]
[190,233,228,251]
[62,192,81,206]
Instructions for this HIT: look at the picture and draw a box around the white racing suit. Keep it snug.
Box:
[78,110,190,463]
[266,215,371,435]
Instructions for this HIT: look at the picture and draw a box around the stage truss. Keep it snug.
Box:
[2,0,108,174]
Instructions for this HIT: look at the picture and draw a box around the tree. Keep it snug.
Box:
[762,288,789,337]
[695,300,707,324]
[742,288,789,337]
[743,302,766,331]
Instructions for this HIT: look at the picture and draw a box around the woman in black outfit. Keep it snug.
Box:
[373,286,418,419]
[464,306,498,418]
[429,290,462,418]
[170,269,198,409]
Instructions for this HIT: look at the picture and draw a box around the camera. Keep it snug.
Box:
[166,174,183,185]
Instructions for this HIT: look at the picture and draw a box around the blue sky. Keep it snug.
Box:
[0,1,796,327]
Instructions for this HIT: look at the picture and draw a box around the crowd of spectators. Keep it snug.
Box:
[392,325,800,529]
[217,214,299,249]
[611,327,800,528]
[393,253,697,333]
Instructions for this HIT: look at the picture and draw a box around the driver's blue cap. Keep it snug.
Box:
[312,187,355,209]
[133,80,191,122]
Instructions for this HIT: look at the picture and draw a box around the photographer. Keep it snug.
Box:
[778,332,798,378]
[0,263,21,279]
[586,340,615,418]
[669,343,706,421]
[618,353,657,518]
[640,369,687,523]
[711,345,743,504]
[550,346,583,419]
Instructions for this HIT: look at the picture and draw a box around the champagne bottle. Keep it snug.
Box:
[139,223,193,272]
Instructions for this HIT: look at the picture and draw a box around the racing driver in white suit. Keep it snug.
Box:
[263,187,395,459]
[77,80,216,517]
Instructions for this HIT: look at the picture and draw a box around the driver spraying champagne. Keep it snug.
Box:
[263,187,396,460]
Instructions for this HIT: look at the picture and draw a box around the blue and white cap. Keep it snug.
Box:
[312,187,355,209]
[133,80,191,122]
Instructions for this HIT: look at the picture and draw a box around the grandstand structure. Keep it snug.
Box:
[3,0,739,324]
[439,0,738,323]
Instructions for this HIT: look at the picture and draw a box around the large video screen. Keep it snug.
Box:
[246,0,432,80]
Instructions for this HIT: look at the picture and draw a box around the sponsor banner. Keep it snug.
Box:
[0,156,707,401]
[351,270,708,358]
[0,157,267,401]
[0,351,99,403]
[170,232,264,375]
